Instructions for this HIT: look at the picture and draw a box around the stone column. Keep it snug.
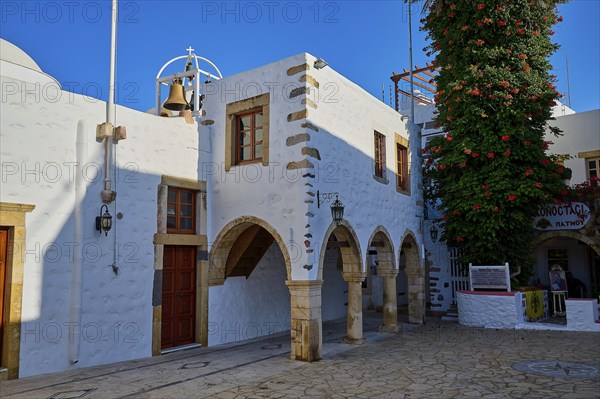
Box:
[407,267,426,324]
[343,272,367,344]
[379,270,400,333]
[286,280,323,361]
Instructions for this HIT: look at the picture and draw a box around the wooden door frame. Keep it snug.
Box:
[0,202,35,380]
[152,177,208,356]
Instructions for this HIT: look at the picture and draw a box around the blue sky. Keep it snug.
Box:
[2,0,598,113]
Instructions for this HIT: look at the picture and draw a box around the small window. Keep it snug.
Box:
[225,93,270,172]
[586,157,599,186]
[167,187,196,234]
[235,109,264,165]
[374,131,386,179]
[396,143,409,192]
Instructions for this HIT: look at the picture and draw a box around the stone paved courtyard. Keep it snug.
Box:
[1,314,599,398]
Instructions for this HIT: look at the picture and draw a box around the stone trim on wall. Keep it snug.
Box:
[578,150,600,159]
[0,202,35,379]
[225,92,270,172]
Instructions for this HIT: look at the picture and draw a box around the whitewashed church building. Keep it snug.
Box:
[0,39,425,379]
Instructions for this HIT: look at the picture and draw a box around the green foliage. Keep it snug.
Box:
[421,0,570,279]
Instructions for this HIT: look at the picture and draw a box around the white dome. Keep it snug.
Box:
[0,39,42,72]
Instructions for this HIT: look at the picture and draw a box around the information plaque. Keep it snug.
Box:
[469,263,511,292]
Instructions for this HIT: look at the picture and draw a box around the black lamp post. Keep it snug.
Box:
[96,205,113,236]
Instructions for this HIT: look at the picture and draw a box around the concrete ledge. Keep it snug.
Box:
[341,337,367,345]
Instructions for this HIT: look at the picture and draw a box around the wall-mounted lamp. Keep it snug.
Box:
[96,205,113,236]
[330,195,345,225]
[429,223,439,242]
[314,58,328,69]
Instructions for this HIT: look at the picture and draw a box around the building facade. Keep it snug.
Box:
[0,40,425,379]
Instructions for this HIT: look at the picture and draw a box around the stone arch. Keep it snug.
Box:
[366,226,396,275]
[400,230,425,324]
[367,226,399,332]
[209,216,292,285]
[534,231,600,256]
[318,220,363,281]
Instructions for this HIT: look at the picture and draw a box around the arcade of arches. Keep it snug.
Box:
[209,217,425,362]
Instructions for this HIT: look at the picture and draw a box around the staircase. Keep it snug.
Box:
[441,303,459,322]
[225,226,275,278]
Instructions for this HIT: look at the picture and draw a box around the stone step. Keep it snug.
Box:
[0,367,8,381]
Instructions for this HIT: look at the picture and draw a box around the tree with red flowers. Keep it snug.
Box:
[421,0,571,281]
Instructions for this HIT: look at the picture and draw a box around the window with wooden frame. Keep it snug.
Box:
[586,157,599,186]
[225,93,270,172]
[396,143,409,192]
[235,109,264,165]
[167,187,196,234]
[374,131,386,180]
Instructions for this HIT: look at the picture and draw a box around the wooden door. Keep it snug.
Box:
[162,246,196,349]
[0,229,8,360]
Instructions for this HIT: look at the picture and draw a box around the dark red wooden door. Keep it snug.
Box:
[162,246,196,349]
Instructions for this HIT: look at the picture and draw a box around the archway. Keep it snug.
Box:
[319,221,365,343]
[533,232,600,298]
[400,231,425,324]
[208,217,292,346]
[365,227,399,332]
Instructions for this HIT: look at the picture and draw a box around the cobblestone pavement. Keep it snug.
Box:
[2,314,599,399]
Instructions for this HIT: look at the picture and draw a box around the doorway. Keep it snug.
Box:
[162,246,196,349]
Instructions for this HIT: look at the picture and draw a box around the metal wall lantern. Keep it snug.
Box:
[96,205,113,236]
[429,223,439,242]
[317,190,344,225]
[330,195,345,225]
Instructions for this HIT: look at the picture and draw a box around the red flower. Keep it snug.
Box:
[494,206,500,212]
[500,81,510,88]
[524,140,532,146]
[525,169,533,176]
[487,152,495,159]
[542,159,550,165]
[518,54,528,60]
[442,215,449,221]
[475,39,485,46]
[557,16,564,22]
[461,25,470,31]
[496,6,505,11]
[501,135,510,141]
[508,194,518,201]
[471,152,480,158]
[483,191,491,197]
[473,204,481,210]
[464,148,472,155]
[549,30,555,35]
[446,116,454,121]
[456,236,464,243]
[452,211,460,215]
[477,4,484,9]
[503,149,511,157]
[497,20,506,26]
[535,182,543,187]
[470,89,482,96]
[482,185,489,190]
[504,49,512,54]
[557,166,564,173]
[517,28,525,35]
[437,164,446,170]
[446,134,453,141]
[421,149,428,154]
[450,4,456,10]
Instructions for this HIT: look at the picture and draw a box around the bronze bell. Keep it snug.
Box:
[163,79,189,111]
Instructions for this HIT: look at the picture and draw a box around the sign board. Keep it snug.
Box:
[469,263,511,292]
[534,202,591,231]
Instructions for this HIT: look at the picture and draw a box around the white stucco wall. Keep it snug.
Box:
[321,246,348,321]
[207,244,290,345]
[457,292,520,329]
[1,70,200,377]
[546,109,600,185]
[565,299,600,332]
